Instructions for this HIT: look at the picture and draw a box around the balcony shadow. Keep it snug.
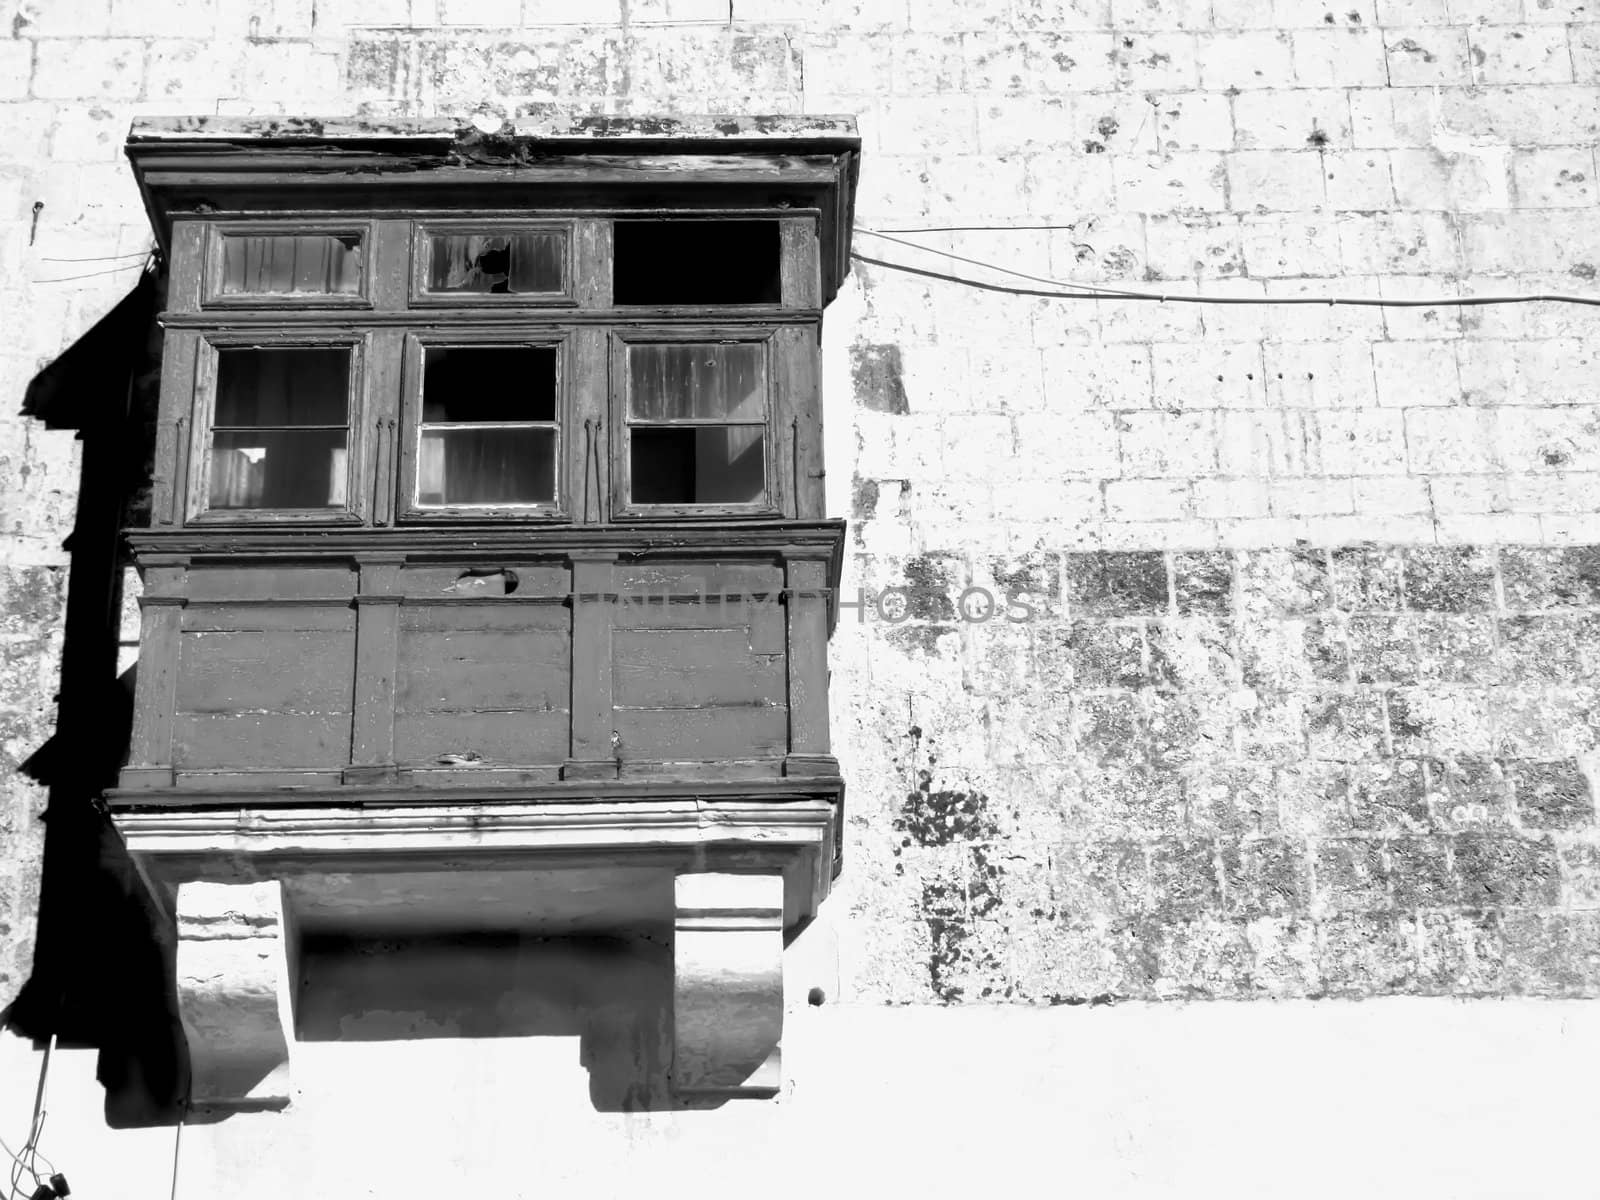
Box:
[294,930,694,1113]
[1,267,188,1128]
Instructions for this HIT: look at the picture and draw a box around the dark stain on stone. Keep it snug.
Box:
[1403,547,1495,612]
[1501,546,1600,607]
[1542,447,1571,466]
[851,476,878,520]
[1307,127,1330,147]
[885,623,955,657]
[901,554,958,620]
[850,343,910,414]
[1083,139,1106,153]
[896,776,997,847]
[1386,694,1426,740]
[1453,834,1561,907]
[1096,116,1119,138]
[923,886,1005,1001]
[1066,551,1170,616]
[1510,759,1594,830]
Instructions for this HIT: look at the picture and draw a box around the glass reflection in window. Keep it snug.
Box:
[626,342,766,506]
[416,345,559,507]
[207,347,350,510]
[219,234,362,296]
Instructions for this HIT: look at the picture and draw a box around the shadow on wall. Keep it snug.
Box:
[295,932,680,1113]
[2,267,187,1129]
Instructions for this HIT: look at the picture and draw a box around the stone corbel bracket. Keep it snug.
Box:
[673,872,785,1101]
[175,880,296,1111]
[119,795,839,1106]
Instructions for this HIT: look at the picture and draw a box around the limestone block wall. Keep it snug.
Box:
[4,0,1600,1015]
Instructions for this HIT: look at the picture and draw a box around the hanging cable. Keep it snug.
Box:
[33,252,157,285]
[168,1103,185,1200]
[853,227,1600,309]
[41,250,156,263]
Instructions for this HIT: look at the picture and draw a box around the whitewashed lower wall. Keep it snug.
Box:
[4,995,1597,1200]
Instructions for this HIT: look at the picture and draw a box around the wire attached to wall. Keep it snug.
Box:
[853,227,1600,309]
[5,1034,69,1200]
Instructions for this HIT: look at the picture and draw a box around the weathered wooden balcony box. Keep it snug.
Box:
[104,117,858,1103]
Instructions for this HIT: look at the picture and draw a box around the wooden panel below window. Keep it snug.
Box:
[612,704,788,763]
[613,628,785,708]
[394,603,571,767]
[173,710,353,770]
[177,628,354,713]
[393,710,570,766]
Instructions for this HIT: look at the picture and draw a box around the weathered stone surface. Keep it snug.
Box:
[1062,551,1170,617]
[1453,834,1562,908]
[1403,547,1498,613]
[1500,546,1600,610]
[1332,547,1405,612]
[1508,759,1594,830]
[13,0,1600,1027]
[1172,551,1233,615]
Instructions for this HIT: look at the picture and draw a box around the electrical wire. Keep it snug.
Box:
[859,222,1100,232]
[41,249,156,263]
[169,1103,186,1200]
[853,227,1600,309]
[34,258,153,284]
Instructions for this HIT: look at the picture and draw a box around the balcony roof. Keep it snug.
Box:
[125,113,862,300]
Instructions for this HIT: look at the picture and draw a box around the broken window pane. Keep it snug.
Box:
[631,427,765,506]
[416,345,559,508]
[627,343,764,422]
[219,234,362,296]
[208,347,351,510]
[425,232,565,295]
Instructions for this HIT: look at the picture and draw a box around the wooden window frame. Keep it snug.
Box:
[394,329,573,524]
[201,220,376,310]
[608,326,782,521]
[409,219,577,308]
[185,330,371,526]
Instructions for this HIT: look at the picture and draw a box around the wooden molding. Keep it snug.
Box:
[113,794,839,931]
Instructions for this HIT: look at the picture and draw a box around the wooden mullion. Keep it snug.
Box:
[346,556,404,783]
[564,551,618,779]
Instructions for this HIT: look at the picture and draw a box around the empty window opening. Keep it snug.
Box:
[417,345,559,507]
[208,346,350,509]
[626,342,766,506]
[424,231,566,295]
[613,221,781,306]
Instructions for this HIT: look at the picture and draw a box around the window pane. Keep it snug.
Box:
[631,426,765,505]
[220,235,362,295]
[425,232,565,294]
[627,343,765,421]
[422,346,557,422]
[215,348,350,427]
[417,427,556,506]
[209,429,348,509]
